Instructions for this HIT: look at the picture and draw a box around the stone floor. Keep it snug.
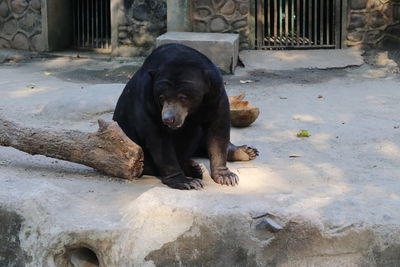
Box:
[0,48,400,266]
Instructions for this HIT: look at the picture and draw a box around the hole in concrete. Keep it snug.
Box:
[69,247,100,267]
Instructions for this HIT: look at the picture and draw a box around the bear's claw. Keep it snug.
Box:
[228,144,259,161]
[244,146,259,160]
[182,159,204,179]
[212,167,239,186]
[162,175,204,190]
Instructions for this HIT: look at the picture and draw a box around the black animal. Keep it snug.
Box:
[113,44,258,190]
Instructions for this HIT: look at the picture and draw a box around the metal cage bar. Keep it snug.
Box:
[256,0,341,49]
[266,0,271,47]
[72,0,111,50]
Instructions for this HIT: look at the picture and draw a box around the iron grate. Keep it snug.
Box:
[72,0,111,51]
[256,0,342,49]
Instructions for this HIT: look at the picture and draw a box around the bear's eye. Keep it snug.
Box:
[159,95,165,102]
[178,95,188,102]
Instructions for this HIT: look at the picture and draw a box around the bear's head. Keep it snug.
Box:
[151,63,210,129]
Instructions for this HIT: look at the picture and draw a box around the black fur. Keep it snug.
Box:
[113,44,255,190]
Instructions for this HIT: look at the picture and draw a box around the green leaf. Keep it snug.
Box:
[27,83,36,89]
[297,130,311,138]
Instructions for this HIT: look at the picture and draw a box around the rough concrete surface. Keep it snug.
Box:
[239,49,365,71]
[0,49,400,266]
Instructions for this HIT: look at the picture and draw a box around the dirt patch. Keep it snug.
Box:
[229,49,400,87]
[226,68,349,87]
[363,49,400,75]
[0,49,56,64]
[253,68,349,84]
[0,207,31,266]
[373,244,400,267]
[56,65,140,84]
[145,222,258,267]
[0,49,144,84]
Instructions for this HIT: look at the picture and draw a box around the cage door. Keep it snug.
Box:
[256,0,342,49]
[72,0,111,51]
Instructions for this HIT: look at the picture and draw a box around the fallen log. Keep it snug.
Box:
[0,117,144,179]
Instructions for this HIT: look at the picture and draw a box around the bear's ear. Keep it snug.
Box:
[203,69,222,91]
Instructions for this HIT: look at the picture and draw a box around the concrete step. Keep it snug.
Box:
[156,32,239,74]
[239,49,365,71]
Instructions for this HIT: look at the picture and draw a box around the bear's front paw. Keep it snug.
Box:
[228,145,259,161]
[243,146,259,160]
[162,174,204,190]
[212,167,239,186]
[182,159,203,179]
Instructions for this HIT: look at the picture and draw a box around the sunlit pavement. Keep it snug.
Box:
[1,49,400,265]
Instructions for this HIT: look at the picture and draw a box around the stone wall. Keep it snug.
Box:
[112,0,167,56]
[192,0,250,49]
[1,0,399,54]
[0,0,44,51]
[346,0,400,48]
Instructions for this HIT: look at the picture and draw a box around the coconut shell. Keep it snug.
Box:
[230,101,260,127]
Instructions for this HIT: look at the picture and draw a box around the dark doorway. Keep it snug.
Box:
[71,0,111,51]
[255,0,343,49]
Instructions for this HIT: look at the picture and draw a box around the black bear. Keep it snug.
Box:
[113,43,258,190]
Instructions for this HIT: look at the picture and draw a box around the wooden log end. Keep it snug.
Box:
[98,119,112,132]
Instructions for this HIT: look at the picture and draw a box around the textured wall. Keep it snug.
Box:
[2,0,399,53]
[0,0,44,51]
[192,0,250,49]
[115,0,166,56]
[346,0,400,48]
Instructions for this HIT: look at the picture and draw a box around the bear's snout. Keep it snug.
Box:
[161,103,187,130]
[162,113,175,126]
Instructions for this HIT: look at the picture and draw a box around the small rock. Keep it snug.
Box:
[12,33,29,50]
[3,19,18,36]
[11,0,28,14]
[232,19,247,30]
[239,4,249,15]
[256,217,284,233]
[195,7,211,19]
[370,11,386,29]
[0,0,10,18]
[221,0,236,15]
[210,17,228,32]
[118,31,128,39]
[347,31,364,42]
[251,211,275,219]
[348,14,367,30]
[239,79,254,84]
[30,34,46,52]
[0,38,11,49]
[194,20,207,32]
[30,0,41,10]
[0,160,10,165]
[19,11,39,32]
[364,30,382,45]
[131,5,149,21]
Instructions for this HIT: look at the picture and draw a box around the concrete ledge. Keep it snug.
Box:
[156,32,239,74]
[3,46,400,266]
[239,49,365,71]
